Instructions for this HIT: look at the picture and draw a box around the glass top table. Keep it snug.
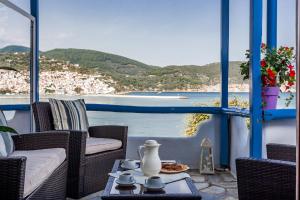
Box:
[102,160,202,200]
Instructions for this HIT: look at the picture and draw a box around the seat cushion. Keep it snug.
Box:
[10,148,66,197]
[49,99,89,136]
[85,137,122,155]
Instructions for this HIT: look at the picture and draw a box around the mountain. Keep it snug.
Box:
[0,45,245,91]
[0,45,30,53]
[43,48,244,90]
[44,48,159,76]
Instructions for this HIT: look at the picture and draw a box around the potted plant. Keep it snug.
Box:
[240,43,296,110]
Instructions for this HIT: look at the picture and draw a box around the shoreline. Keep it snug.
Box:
[0,91,250,99]
[0,91,294,99]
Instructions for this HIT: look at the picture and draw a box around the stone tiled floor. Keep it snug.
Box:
[190,169,238,200]
[72,169,238,200]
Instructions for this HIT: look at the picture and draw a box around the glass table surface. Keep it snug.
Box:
[110,179,192,195]
[102,160,202,200]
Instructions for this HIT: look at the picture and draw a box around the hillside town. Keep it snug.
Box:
[0,68,249,95]
[0,69,115,95]
[0,52,250,95]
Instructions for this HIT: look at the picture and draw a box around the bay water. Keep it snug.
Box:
[0,92,294,137]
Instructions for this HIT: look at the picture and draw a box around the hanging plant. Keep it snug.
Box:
[240,43,296,109]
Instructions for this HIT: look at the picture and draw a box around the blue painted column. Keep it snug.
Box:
[30,0,39,103]
[267,0,277,48]
[220,0,230,166]
[250,0,263,158]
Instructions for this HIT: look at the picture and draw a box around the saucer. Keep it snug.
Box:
[120,163,139,170]
[143,183,166,192]
[116,178,136,187]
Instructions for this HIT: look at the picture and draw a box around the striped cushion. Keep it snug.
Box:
[0,131,14,157]
[0,110,7,126]
[49,99,89,133]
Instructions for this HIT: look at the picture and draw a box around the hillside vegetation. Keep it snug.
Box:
[0,45,30,53]
[0,45,245,92]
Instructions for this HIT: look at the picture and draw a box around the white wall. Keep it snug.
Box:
[262,119,296,156]
[126,115,221,169]
[230,116,296,176]
[5,110,31,133]
[230,116,250,176]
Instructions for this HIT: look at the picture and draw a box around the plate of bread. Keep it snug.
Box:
[160,162,190,174]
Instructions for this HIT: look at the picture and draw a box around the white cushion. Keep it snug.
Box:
[10,148,66,197]
[85,137,122,155]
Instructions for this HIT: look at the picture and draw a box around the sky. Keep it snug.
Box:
[0,0,296,66]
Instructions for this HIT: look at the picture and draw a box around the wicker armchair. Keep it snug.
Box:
[32,102,128,199]
[236,143,296,200]
[0,131,69,200]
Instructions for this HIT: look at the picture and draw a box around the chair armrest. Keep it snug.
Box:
[267,143,296,162]
[12,131,69,153]
[88,125,128,148]
[0,156,26,200]
[236,158,296,200]
[68,130,87,179]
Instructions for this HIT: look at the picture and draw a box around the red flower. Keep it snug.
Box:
[290,70,296,77]
[260,60,267,67]
[266,68,276,86]
[288,65,294,70]
[261,75,268,86]
[285,47,290,51]
[267,68,276,78]
[286,86,290,90]
[288,81,294,86]
[269,79,276,86]
[261,43,266,49]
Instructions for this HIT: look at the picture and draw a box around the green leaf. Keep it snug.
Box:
[0,126,18,134]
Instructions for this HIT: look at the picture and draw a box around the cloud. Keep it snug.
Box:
[0,6,30,48]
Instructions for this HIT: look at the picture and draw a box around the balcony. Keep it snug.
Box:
[0,0,297,200]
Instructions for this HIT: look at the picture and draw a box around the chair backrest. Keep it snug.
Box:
[32,102,55,131]
[267,143,296,162]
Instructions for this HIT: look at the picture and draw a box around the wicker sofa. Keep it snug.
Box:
[32,102,128,199]
[0,131,69,200]
[236,143,296,200]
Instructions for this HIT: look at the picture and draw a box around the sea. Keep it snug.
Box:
[0,92,295,137]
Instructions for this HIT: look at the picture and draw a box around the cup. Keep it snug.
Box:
[123,159,137,169]
[118,173,134,184]
[145,176,164,188]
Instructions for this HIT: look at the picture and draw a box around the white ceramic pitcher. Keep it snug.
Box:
[138,140,162,176]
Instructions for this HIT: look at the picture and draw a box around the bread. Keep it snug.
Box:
[162,163,185,171]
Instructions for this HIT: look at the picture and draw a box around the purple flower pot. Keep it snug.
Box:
[262,87,280,110]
